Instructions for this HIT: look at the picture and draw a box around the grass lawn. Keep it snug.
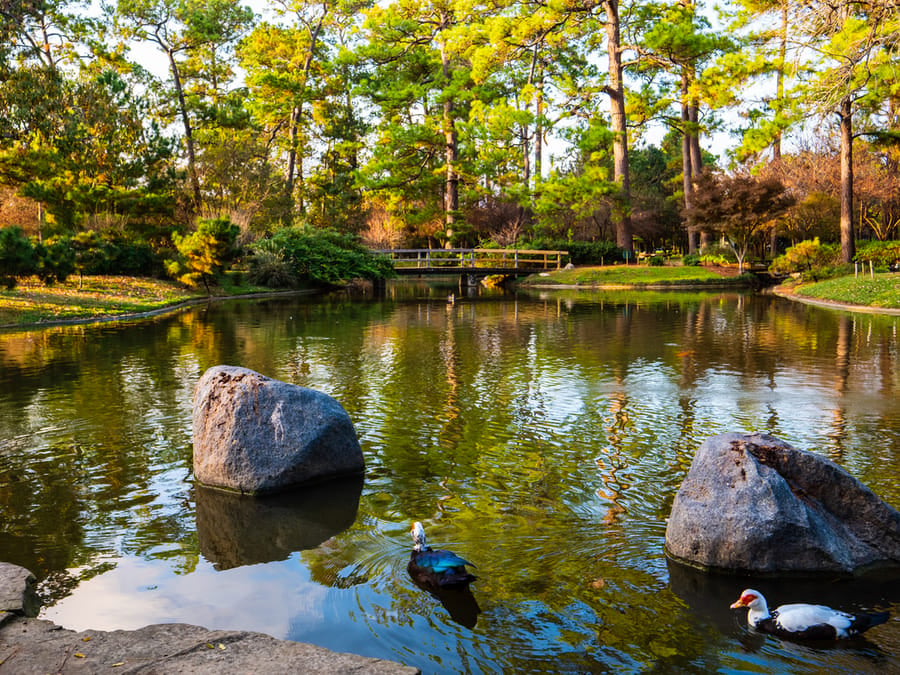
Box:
[792,273,900,309]
[518,264,752,287]
[0,276,202,326]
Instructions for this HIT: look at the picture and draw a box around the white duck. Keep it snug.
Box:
[730,588,890,640]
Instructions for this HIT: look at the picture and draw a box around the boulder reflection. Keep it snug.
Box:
[195,475,363,570]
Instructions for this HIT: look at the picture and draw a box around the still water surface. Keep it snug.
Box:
[1,281,899,673]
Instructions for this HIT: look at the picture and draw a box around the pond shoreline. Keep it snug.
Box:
[770,285,900,316]
[0,288,320,331]
[5,281,900,331]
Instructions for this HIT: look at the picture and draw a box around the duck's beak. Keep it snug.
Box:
[730,598,746,609]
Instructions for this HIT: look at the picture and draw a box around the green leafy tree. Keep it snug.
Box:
[0,66,177,237]
[794,0,900,263]
[169,217,240,293]
[724,0,797,163]
[115,0,255,209]
[359,0,484,246]
[634,0,733,253]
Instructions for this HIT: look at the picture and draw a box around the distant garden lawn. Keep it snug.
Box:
[0,274,282,327]
[518,264,753,287]
[793,273,900,309]
[0,276,199,326]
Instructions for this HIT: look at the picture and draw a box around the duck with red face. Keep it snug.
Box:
[730,589,890,641]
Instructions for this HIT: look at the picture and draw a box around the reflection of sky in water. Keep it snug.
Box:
[43,556,325,636]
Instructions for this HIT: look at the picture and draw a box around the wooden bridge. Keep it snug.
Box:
[375,248,568,276]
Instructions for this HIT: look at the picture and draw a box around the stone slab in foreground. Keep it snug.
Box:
[665,432,900,575]
[0,562,417,674]
[193,365,364,495]
[0,617,418,674]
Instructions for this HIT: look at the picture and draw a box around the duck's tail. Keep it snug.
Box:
[850,611,890,635]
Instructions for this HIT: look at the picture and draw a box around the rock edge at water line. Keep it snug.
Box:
[665,432,900,575]
[0,562,418,674]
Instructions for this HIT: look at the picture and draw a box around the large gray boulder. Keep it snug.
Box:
[193,366,364,495]
[665,432,900,575]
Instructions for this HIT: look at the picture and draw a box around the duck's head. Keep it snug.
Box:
[411,521,427,551]
[730,589,766,611]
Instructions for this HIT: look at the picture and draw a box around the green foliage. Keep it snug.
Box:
[0,226,37,289]
[0,66,178,232]
[648,255,665,267]
[251,226,395,287]
[170,218,240,292]
[682,253,701,267]
[246,240,300,289]
[71,231,110,286]
[854,240,900,269]
[769,238,841,280]
[533,120,618,237]
[699,243,737,266]
[519,239,623,266]
[33,237,75,285]
[780,192,840,244]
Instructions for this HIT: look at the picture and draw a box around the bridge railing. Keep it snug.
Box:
[375,248,568,271]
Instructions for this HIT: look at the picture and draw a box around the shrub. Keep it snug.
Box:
[855,240,900,269]
[700,242,737,264]
[648,255,665,267]
[0,226,37,289]
[518,238,623,265]
[253,226,395,287]
[34,237,75,285]
[247,243,299,289]
[769,238,840,280]
[170,217,241,292]
[682,253,701,267]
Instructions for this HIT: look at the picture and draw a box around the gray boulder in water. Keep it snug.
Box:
[665,432,900,575]
[193,366,364,495]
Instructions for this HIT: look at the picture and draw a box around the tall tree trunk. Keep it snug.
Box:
[285,9,327,215]
[689,101,710,249]
[166,47,201,209]
[287,105,302,213]
[681,75,697,254]
[534,57,544,190]
[839,96,855,263]
[604,0,633,255]
[773,0,788,162]
[440,12,458,247]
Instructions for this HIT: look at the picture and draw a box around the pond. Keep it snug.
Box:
[1,280,898,673]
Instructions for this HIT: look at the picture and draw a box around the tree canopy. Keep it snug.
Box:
[0,0,897,259]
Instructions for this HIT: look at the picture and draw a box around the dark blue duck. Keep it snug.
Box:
[407,521,476,588]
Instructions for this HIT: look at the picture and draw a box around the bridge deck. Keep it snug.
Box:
[376,248,568,275]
